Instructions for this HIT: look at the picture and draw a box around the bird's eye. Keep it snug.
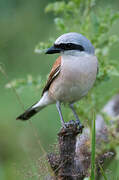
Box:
[67,43,72,48]
[60,44,66,49]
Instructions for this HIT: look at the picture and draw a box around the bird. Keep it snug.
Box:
[16,32,98,128]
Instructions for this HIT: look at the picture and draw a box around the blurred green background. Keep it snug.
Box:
[0,0,119,179]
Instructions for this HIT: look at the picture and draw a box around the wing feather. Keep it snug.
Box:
[41,56,61,96]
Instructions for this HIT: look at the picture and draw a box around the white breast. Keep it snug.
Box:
[49,53,98,103]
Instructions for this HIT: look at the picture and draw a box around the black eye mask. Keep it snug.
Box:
[54,43,85,51]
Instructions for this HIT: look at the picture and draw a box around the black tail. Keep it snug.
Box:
[16,108,38,121]
[16,95,48,121]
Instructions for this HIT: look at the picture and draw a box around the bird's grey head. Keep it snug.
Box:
[46,32,95,55]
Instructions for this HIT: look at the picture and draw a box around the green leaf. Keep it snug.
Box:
[45,2,66,14]
[110,12,119,25]
[54,17,67,31]
[90,12,99,34]
[34,39,54,54]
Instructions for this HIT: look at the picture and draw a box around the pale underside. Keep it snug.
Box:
[48,54,98,103]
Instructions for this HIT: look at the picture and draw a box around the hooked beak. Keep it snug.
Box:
[45,46,62,54]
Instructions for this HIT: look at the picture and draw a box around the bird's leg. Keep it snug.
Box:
[69,103,83,129]
[56,101,66,128]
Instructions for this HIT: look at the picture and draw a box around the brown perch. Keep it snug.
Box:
[47,94,119,180]
[48,121,84,180]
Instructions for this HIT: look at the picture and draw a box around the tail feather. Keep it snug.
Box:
[16,108,38,120]
[16,92,53,121]
[16,102,45,121]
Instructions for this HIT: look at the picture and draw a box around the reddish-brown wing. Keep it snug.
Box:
[41,56,61,96]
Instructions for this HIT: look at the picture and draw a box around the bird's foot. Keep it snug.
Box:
[62,120,84,133]
[64,120,75,127]
[75,119,84,133]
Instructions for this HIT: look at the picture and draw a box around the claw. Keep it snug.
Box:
[79,124,84,133]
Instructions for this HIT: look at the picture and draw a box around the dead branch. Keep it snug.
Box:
[48,120,84,180]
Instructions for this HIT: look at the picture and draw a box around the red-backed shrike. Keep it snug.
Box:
[17,32,98,127]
